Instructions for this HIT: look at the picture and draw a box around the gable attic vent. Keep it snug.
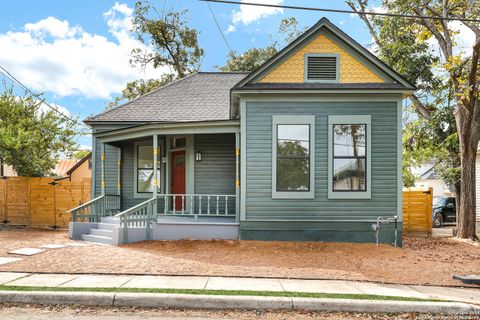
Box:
[306,55,338,81]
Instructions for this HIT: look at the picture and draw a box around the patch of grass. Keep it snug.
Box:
[0,285,444,302]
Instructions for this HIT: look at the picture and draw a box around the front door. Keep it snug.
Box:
[171,150,186,210]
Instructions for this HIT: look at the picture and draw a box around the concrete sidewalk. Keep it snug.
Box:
[0,272,479,305]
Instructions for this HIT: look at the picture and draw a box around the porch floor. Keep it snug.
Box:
[156,215,237,225]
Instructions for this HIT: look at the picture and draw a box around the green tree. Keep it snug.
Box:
[219,46,277,72]
[348,0,480,239]
[219,17,307,72]
[402,83,459,189]
[131,1,204,76]
[110,1,204,108]
[0,85,77,176]
[73,149,91,160]
[108,74,174,109]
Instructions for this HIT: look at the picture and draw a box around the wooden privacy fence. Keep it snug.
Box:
[0,177,91,228]
[403,188,433,236]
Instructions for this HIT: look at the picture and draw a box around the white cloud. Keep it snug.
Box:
[78,144,92,151]
[450,21,476,56]
[426,21,476,60]
[231,0,283,25]
[225,25,236,34]
[39,102,72,118]
[25,16,82,39]
[0,2,166,100]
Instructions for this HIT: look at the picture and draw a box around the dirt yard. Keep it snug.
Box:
[0,226,479,287]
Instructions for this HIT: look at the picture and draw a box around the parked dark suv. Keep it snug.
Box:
[432,196,456,228]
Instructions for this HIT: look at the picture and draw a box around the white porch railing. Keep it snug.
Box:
[115,196,156,244]
[158,194,236,217]
[114,194,236,244]
[68,194,121,222]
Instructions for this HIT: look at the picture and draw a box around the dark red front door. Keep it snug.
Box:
[171,150,186,210]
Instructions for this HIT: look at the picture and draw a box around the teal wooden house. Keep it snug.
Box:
[68,18,415,245]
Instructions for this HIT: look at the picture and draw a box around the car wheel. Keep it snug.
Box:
[433,213,443,228]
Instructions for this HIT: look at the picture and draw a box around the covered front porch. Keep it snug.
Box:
[69,121,241,244]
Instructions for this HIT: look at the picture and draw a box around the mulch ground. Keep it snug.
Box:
[0,226,478,287]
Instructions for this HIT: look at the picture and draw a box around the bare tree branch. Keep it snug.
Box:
[409,93,432,118]
[412,7,450,58]
[346,0,383,50]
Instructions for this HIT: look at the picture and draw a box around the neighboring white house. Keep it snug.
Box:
[413,162,453,197]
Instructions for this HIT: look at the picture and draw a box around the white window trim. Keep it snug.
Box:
[328,115,371,199]
[304,53,340,83]
[134,140,164,198]
[272,115,315,199]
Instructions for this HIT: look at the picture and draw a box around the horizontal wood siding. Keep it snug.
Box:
[194,134,236,195]
[244,100,399,223]
[120,141,144,209]
[93,139,119,197]
[194,134,236,213]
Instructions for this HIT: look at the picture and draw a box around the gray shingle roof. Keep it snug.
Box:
[85,72,248,123]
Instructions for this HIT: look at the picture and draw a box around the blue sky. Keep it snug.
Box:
[0,0,377,149]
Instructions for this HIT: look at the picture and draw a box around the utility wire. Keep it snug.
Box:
[200,0,480,23]
[206,2,234,53]
[0,65,90,132]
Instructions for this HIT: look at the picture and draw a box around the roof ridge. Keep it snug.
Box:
[85,72,200,123]
[198,71,251,74]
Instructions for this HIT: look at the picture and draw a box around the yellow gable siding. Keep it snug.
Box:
[259,34,384,83]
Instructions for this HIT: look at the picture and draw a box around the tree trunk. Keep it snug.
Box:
[456,126,478,239]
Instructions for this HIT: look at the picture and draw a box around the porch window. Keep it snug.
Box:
[272,115,315,199]
[328,115,371,199]
[137,145,161,193]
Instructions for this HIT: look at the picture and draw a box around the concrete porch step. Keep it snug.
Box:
[89,228,113,237]
[81,234,113,245]
[102,216,120,224]
[97,223,118,230]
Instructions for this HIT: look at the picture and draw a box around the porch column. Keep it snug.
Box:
[235,132,240,222]
[153,134,158,215]
[101,142,106,196]
[117,147,121,196]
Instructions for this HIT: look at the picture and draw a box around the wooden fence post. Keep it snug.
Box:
[1,177,6,223]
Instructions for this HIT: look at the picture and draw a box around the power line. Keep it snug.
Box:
[200,0,480,23]
[0,65,90,132]
[206,2,234,53]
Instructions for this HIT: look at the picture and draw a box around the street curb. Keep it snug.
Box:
[114,292,292,309]
[291,297,480,314]
[0,291,114,306]
[0,291,479,315]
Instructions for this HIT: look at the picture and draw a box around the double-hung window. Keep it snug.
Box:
[328,115,371,199]
[272,115,315,199]
[135,141,161,196]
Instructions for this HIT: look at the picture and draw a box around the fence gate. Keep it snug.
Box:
[402,188,433,236]
[0,177,91,228]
